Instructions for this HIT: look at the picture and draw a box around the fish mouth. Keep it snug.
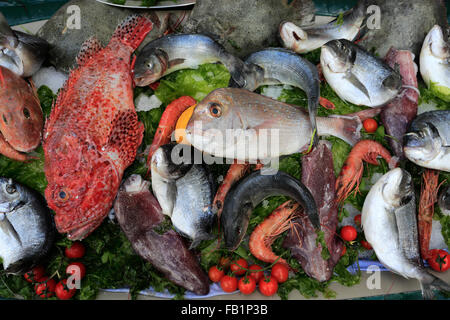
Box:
[0,48,23,75]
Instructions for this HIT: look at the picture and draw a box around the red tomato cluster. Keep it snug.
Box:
[339,217,374,252]
[208,257,290,297]
[24,241,86,300]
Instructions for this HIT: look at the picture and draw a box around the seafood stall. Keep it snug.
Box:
[0,0,449,301]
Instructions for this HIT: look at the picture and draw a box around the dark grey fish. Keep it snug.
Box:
[438,185,450,216]
[244,48,320,147]
[221,170,319,251]
[0,12,49,77]
[133,33,254,88]
[0,178,55,275]
[403,110,450,172]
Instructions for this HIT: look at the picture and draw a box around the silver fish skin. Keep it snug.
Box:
[133,33,253,88]
[438,186,450,216]
[403,110,450,172]
[244,48,320,146]
[280,0,367,54]
[0,178,55,275]
[362,168,450,299]
[420,25,450,90]
[321,39,402,107]
[0,12,49,77]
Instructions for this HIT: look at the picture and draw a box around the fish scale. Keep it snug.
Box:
[43,15,153,240]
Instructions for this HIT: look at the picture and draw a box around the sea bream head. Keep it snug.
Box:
[44,132,121,240]
[151,143,193,180]
[378,168,414,208]
[133,48,169,86]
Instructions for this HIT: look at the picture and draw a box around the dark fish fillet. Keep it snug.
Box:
[380,48,419,159]
[283,141,343,282]
[114,175,210,295]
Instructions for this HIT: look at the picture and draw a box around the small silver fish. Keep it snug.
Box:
[0,12,49,77]
[0,178,55,274]
[321,39,402,107]
[362,168,450,299]
[438,186,450,216]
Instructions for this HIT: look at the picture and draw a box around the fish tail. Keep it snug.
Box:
[420,273,450,300]
[112,14,153,50]
[189,232,215,250]
[318,115,362,146]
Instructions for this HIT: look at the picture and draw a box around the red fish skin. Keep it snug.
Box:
[381,48,419,159]
[43,15,153,240]
[283,141,343,282]
[0,66,43,159]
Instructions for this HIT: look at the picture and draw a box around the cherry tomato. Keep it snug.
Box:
[238,276,256,295]
[427,249,450,272]
[361,240,373,250]
[65,242,85,259]
[208,265,224,283]
[220,275,238,293]
[55,279,77,300]
[258,276,278,297]
[34,277,57,298]
[24,266,46,283]
[271,263,289,283]
[230,258,248,276]
[66,262,86,280]
[363,119,378,133]
[248,265,264,283]
[340,226,357,241]
[354,214,362,226]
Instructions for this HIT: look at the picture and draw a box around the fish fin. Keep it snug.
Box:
[189,232,215,250]
[168,58,186,68]
[0,218,21,245]
[106,111,144,168]
[345,71,371,101]
[76,37,103,67]
[319,115,362,146]
[420,274,450,300]
[111,14,153,50]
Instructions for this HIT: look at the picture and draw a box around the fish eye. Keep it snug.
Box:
[147,62,153,69]
[2,114,7,124]
[23,108,30,119]
[209,103,222,118]
[56,188,70,202]
[5,184,16,194]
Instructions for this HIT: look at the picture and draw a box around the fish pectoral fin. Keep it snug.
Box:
[345,71,371,101]
[168,58,186,69]
[0,218,21,245]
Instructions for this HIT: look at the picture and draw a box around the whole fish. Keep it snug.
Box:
[133,33,257,88]
[438,185,450,216]
[221,170,319,251]
[0,12,49,77]
[151,144,215,248]
[380,48,419,159]
[0,66,43,161]
[114,174,210,295]
[362,168,450,299]
[43,15,154,240]
[183,88,362,161]
[244,48,320,147]
[283,141,343,282]
[321,39,402,107]
[279,0,367,54]
[0,178,55,275]
[403,110,450,172]
[420,25,450,99]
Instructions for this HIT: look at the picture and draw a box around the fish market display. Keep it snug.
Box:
[151,144,215,247]
[0,12,49,77]
[0,66,43,161]
[114,174,210,295]
[221,170,319,251]
[321,39,402,107]
[280,0,367,54]
[362,168,450,299]
[133,33,257,88]
[43,15,153,240]
[244,48,320,147]
[183,88,362,161]
[283,141,343,282]
[0,178,55,275]
[404,110,450,172]
[439,186,450,216]
[420,25,450,101]
[380,48,419,159]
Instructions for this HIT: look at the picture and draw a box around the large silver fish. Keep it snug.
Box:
[280,0,367,54]
[0,178,55,274]
[133,33,257,88]
[403,110,450,172]
[321,39,402,107]
[362,168,450,299]
[244,48,320,147]
[0,12,49,77]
